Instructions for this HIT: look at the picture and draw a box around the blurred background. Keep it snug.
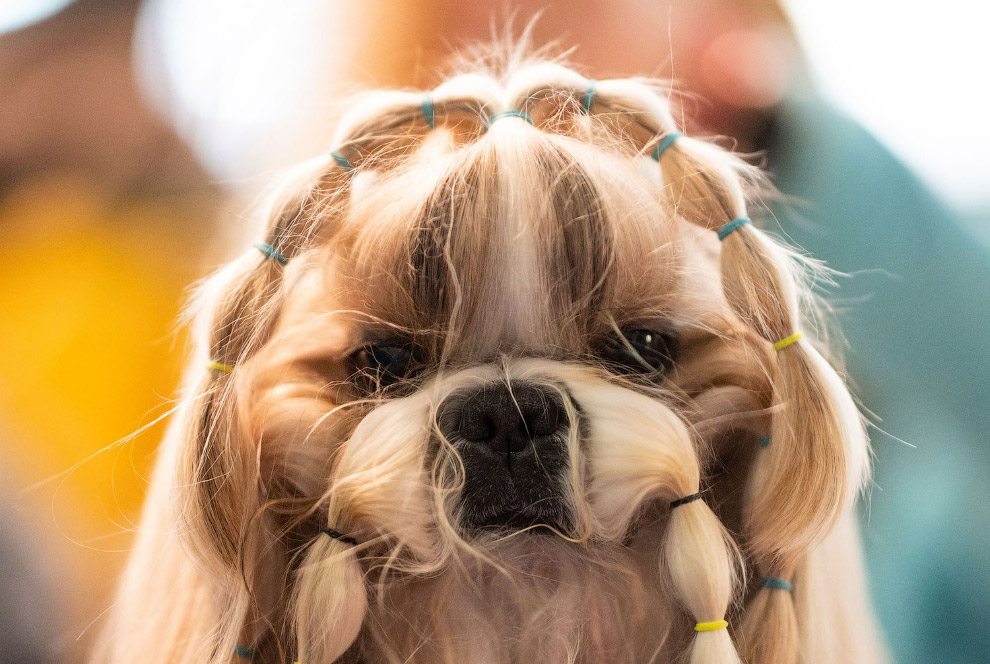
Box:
[0,0,986,661]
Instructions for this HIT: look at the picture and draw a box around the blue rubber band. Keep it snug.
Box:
[758,436,772,448]
[760,577,793,591]
[582,80,597,113]
[717,217,751,241]
[485,110,533,131]
[253,243,288,266]
[421,93,435,129]
[234,645,254,659]
[651,131,682,161]
[330,150,353,170]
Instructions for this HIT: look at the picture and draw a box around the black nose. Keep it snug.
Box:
[438,381,571,532]
[456,382,566,464]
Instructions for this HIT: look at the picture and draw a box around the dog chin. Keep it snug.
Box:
[459,499,573,535]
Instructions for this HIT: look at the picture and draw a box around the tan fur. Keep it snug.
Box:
[93,50,887,664]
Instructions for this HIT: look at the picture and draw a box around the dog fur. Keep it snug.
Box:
[93,52,887,664]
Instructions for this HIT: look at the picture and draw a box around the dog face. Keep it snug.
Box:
[231,127,765,662]
[177,63,868,664]
[257,143,766,521]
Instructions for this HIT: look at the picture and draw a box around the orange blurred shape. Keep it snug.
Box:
[0,174,208,659]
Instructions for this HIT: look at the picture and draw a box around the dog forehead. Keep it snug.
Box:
[321,140,691,349]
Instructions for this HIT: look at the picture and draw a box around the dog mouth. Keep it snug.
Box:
[455,438,573,535]
[460,495,571,534]
[454,438,574,535]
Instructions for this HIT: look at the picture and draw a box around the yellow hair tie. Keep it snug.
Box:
[772,332,804,351]
[207,360,234,374]
[694,619,729,632]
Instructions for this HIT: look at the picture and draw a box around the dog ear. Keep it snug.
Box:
[173,377,262,656]
[652,134,871,664]
[166,156,358,660]
[568,77,870,546]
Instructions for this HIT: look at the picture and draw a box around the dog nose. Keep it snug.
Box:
[438,381,572,532]
[452,382,567,465]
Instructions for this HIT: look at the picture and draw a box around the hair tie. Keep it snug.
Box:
[758,436,772,448]
[694,619,729,632]
[421,93,435,129]
[669,491,704,509]
[330,150,353,170]
[253,243,288,266]
[651,131,682,161]
[322,527,358,546]
[207,361,234,374]
[760,577,793,591]
[234,646,254,659]
[716,216,751,240]
[773,331,804,351]
[582,80,597,113]
[485,110,533,131]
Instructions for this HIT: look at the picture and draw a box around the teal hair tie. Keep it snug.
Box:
[758,436,772,448]
[253,243,288,266]
[651,131,682,161]
[485,110,533,131]
[234,646,254,659]
[582,80,597,113]
[421,93,435,129]
[330,150,353,170]
[760,577,793,591]
[717,217,751,241]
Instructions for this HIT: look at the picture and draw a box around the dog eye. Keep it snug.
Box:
[600,328,676,375]
[349,341,418,392]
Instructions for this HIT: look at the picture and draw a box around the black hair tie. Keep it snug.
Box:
[321,527,358,546]
[669,492,704,509]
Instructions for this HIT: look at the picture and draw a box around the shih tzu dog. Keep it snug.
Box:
[94,56,887,664]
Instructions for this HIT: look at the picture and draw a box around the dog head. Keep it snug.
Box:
[178,61,870,663]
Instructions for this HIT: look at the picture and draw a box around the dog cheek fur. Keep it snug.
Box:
[287,360,737,663]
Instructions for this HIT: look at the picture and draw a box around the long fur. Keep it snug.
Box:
[92,48,886,664]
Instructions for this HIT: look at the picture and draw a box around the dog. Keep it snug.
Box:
[94,56,887,663]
